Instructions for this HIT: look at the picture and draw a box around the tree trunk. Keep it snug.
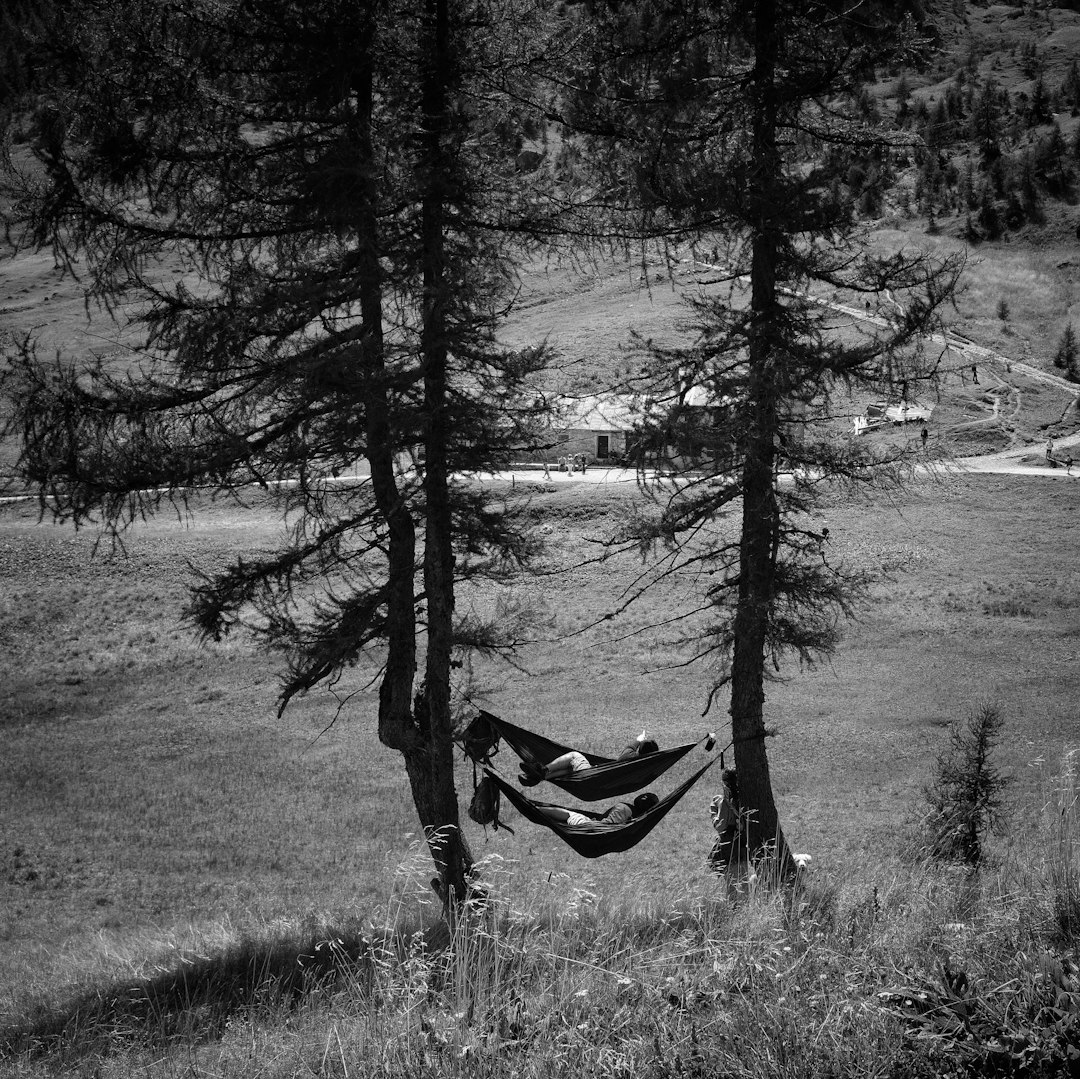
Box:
[729,0,792,874]
[353,42,419,757]
[418,0,473,904]
[355,28,470,901]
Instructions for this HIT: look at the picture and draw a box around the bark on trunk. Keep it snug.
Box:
[418,0,473,904]
[356,29,470,901]
[353,47,419,757]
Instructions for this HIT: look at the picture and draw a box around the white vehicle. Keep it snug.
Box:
[854,399,934,434]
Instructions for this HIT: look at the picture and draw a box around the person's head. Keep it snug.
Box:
[632,792,659,816]
[638,738,659,756]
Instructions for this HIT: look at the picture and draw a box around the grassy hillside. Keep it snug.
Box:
[3,472,1080,1075]
[3,475,1079,958]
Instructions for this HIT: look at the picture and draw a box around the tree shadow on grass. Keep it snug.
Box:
[0,921,410,1062]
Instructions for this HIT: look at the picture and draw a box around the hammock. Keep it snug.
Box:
[484,755,720,858]
[464,710,708,801]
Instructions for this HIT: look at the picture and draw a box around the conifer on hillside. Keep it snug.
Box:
[1054,323,1079,382]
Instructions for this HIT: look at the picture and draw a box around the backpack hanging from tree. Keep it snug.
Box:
[468,770,514,833]
[458,710,501,765]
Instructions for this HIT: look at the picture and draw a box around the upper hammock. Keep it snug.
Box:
[463,709,708,801]
[484,755,720,858]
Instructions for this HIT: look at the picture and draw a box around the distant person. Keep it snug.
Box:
[519,731,659,785]
[818,526,830,564]
[536,792,658,828]
[971,364,979,384]
[920,426,929,450]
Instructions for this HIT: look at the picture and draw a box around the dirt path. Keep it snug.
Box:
[953,419,1080,477]
[5,450,1079,508]
[490,454,1080,486]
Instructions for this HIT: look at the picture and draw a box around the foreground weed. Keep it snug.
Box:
[881,951,1080,1078]
[1045,750,1080,944]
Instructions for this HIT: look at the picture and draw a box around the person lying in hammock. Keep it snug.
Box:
[518,730,659,786]
[535,791,659,828]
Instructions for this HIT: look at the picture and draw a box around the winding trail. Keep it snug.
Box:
[683,256,1080,477]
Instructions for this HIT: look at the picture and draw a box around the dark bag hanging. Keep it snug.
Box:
[468,773,514,833]
[458,710,502,765]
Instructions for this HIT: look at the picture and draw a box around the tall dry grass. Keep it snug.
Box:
[1034,748,1080,943]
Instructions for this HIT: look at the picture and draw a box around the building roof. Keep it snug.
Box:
[557,394,637,431]
[556,386,727,431]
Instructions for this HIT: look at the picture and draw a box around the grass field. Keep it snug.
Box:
[4,231,1080,1079]
[3,469,1079,1031]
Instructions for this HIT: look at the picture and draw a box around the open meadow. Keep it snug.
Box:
[3,468,1080,1060]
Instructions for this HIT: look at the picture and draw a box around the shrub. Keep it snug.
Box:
[983,597,1033,617]
[916,704,1010,867]
[1052,323,1078,383]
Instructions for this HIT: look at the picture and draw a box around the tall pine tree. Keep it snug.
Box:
[0,0,553,903]
[564,0,964,869]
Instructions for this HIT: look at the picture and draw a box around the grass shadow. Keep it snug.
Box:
[0,922,385,1062]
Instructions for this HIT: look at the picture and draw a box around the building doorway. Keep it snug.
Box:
[596,434,610,459]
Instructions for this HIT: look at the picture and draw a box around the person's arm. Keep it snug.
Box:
[616,731,649,760]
